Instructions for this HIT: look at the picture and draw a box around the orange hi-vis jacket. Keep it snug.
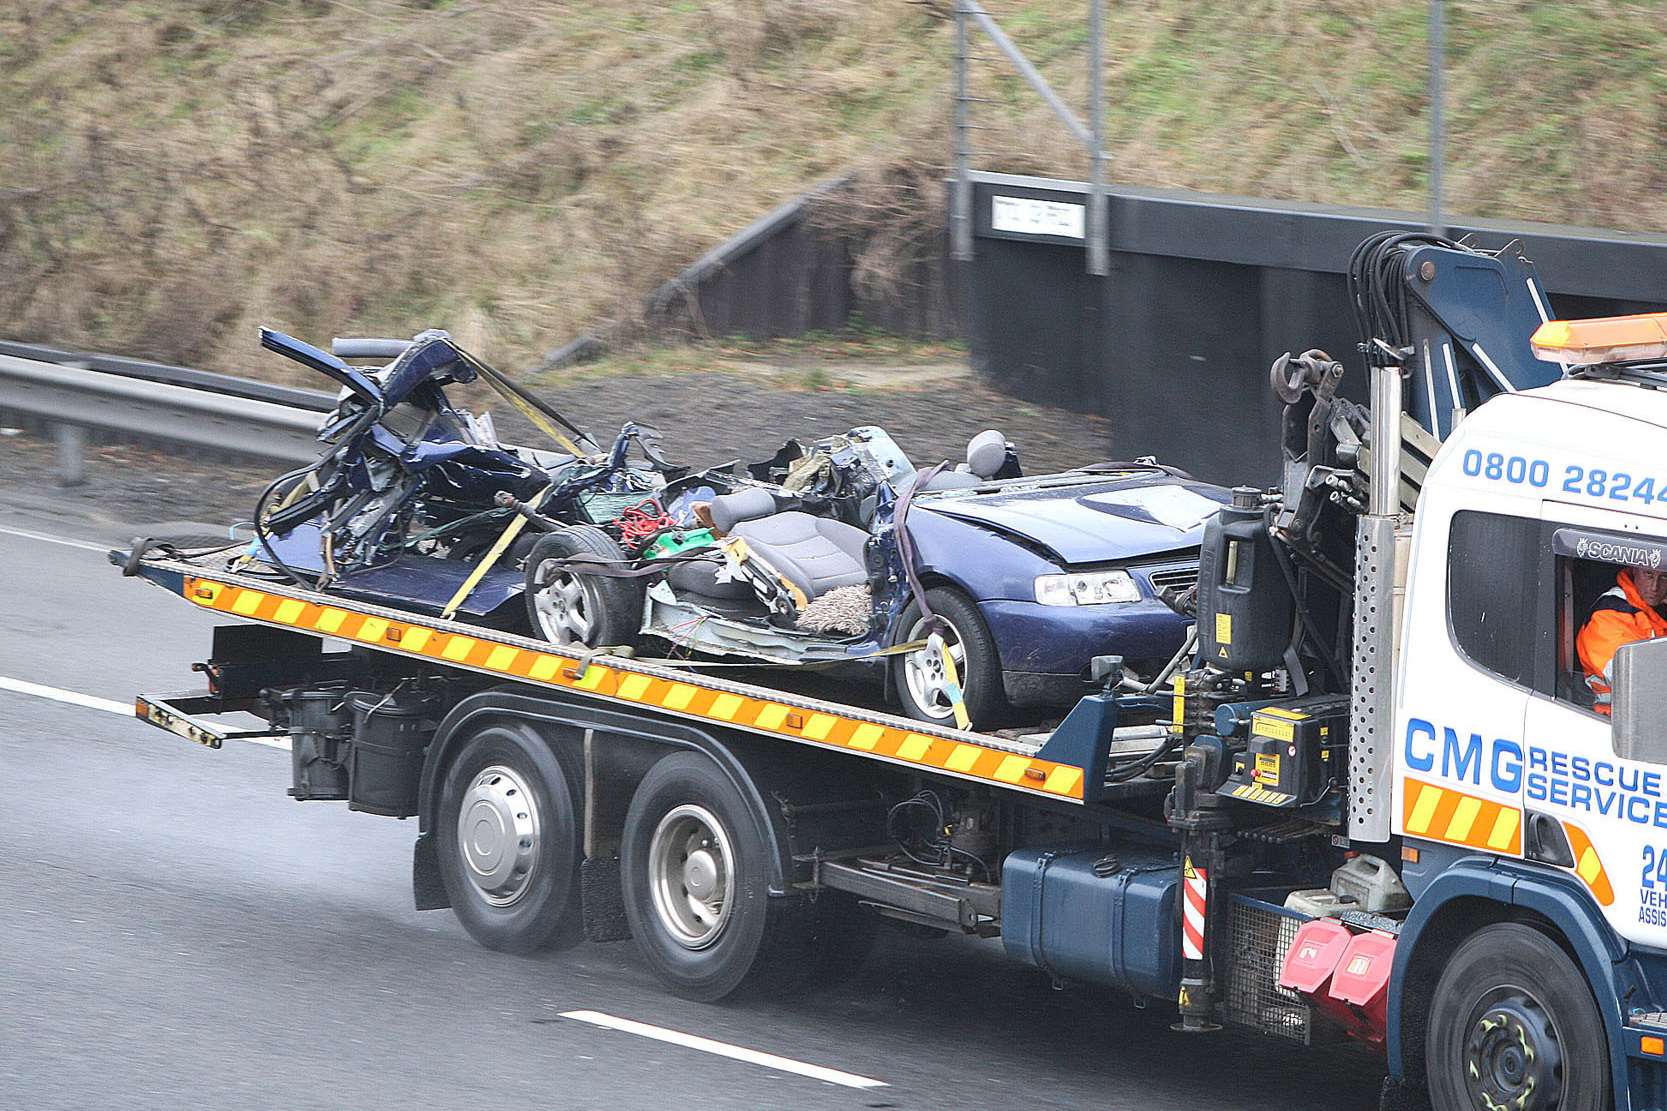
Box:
[1577,569,1667,712]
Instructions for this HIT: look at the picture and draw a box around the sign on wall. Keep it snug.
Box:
[991,195,1085,240]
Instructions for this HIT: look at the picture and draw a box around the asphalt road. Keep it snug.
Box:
[0,513,1387,1111]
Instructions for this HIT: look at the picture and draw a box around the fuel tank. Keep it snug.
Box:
[1001,844,1180,999]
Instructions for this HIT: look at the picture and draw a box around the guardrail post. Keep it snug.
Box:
[54,423,87,487]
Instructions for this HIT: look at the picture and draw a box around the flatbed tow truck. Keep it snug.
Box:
[117,235,1667,1109]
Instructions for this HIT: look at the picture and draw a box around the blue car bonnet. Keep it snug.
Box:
[915,470,1229,565]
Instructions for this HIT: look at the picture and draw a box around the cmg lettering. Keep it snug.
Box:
[1404,717,1523,794]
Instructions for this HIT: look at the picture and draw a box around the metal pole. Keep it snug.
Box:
[952,1,973,262]
[54,422,87,487]
[1087,0,1107,276]
[1369,363,1403,516]
[1428,0,1445,237]
[963,1,1095,149]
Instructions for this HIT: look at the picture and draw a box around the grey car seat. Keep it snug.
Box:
[686,487,869,604]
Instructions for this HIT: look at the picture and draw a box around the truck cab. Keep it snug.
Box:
[1395,373,1667,941]
[1370,327,1667,1110]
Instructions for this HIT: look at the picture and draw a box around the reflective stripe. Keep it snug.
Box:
[1401,777,1522,856]
[176,574,1090,801]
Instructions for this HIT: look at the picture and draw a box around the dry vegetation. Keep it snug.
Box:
[2,1,1665,380]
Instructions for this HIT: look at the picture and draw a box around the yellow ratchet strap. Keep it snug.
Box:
[461,353,592,459]
[930,631,972,731]
[440,491,546,620]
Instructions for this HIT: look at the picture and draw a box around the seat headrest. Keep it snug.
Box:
[965,429,1008,479]
[708,487,778,534]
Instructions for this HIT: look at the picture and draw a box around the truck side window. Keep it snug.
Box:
[1556,556,1626,709]
[1447,510,1543,690]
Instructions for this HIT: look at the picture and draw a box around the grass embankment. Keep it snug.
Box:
[2,1,1663,380]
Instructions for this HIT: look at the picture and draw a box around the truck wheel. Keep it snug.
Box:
[1426,922,1610,1111]
[436,722,583,955]
[894,586,1003,728]
[525,526,642,650]
[620,752,811,1001]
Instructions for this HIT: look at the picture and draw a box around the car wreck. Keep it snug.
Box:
[230,328,1221,728]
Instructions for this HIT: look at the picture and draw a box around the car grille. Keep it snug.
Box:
[1145,564,1199,593]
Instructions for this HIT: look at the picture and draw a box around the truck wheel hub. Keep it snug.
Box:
[683,849,718,900]
[458,765,541,908]
[1463,994,1560,1110]
[648,805,733,949]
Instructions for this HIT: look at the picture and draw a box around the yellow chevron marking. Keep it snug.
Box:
[994,755,1030,783]
[401,627,432,654]
[1486,807,1521,851]
[1044,766,1083,796]
[1407,782,1443,834]
[848,723,884,750]
[614,673,651,701]
[897,734,932,762]
[1578,846,1604,885]
[170,576,1104,805]
[356,617,390,643]
[801,714,838,741]
[1446,796,1483,843]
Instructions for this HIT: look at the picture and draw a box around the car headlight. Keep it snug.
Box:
[1033,569,1141,606]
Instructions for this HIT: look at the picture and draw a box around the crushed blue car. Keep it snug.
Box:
[235,327,1224,729]
[523,427,1225,729]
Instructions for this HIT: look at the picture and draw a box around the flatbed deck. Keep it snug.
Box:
[121,552,1098,803]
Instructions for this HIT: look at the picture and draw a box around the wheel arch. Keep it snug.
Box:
[1388,856,1632,1105]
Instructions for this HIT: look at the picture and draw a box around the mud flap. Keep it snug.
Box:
[412,832,450,911]
[581,855,632,942]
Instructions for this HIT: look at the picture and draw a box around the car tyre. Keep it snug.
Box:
[894,586,1004,728]
[524,526,641,649]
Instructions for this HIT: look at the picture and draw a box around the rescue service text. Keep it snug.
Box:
[1405,717,1667,829]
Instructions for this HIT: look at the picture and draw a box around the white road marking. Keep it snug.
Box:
[0,675,290,750]
[0,675,133,716]
[560,1010,888,1090]
[0,525,112,553]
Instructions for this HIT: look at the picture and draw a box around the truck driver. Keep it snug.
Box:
[1577,564,1667,712]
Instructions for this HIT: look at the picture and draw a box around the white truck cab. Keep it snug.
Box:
[1395,338,1667,952]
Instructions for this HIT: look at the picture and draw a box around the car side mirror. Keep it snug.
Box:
[1611,636,1667,763]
